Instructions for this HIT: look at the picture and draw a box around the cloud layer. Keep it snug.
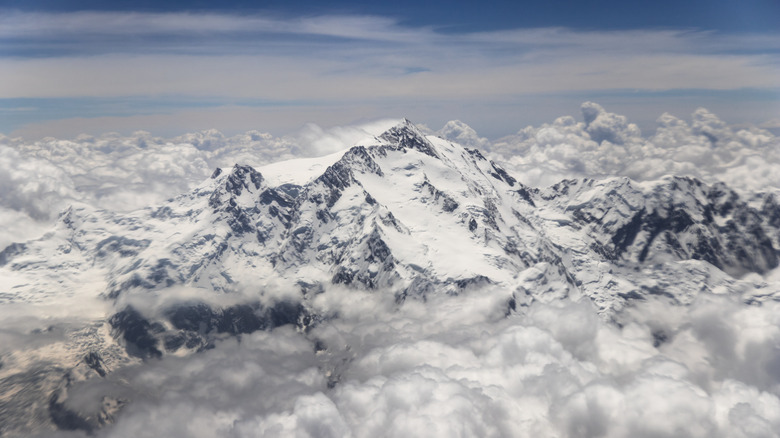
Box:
[5,26,777,100]
[44,284,780,438]
[457,102,780,191]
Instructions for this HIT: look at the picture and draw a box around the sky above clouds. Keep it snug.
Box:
[1,0,779,138]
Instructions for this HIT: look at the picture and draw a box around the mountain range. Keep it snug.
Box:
[1,119,779,435]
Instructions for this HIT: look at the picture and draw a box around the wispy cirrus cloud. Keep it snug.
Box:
[0,11,434,52]
[3,11,780,56]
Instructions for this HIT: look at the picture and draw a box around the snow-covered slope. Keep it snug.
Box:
[1,119,780,435]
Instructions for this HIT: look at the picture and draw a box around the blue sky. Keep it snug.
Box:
[1,0,779,138]
[6,0,780,32]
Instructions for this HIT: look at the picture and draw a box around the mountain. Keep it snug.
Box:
[1,119,780,435]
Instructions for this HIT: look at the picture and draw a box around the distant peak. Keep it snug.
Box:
[222,164,264,194]
[381,118,422,135]
[379,119,439,158]
[207,164,264,212]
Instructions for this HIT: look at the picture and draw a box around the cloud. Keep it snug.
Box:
[0,143,79,219]
[293,118,401,156]
[39,281,780,437]
[0,128,295,216]
[760,119,780,130]
[4,53,777,102]
[0,11,429,44]
[0,12,778,125]
[0,207,53,253]
[437,120,491,150]
[581,101,642,145]
[464,102,780,191]
[1,11,778,138]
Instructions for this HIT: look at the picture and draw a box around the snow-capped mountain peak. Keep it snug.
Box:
[377,118,439,158]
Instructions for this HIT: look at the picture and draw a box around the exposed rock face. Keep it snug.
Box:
[540,177,778,277]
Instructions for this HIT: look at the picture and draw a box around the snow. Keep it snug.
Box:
[259,148,351,187]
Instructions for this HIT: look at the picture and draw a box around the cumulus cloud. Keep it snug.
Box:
[0,144,79,219]
[0,131,259,216]
[0,143,83,248]
[437,120,491,150]
[460,102,780,191]
[41,280,780,438]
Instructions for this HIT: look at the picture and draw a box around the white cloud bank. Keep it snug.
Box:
[453,102,780,191]
[45,285,780,438]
